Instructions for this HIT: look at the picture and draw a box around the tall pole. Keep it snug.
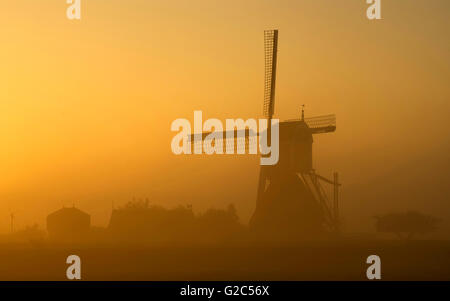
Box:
[333,172,339,232]
[10,213,14,234]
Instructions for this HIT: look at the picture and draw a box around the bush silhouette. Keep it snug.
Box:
[374,211,439,239]
[108,201,243,244]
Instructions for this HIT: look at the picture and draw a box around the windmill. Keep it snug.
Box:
[192,30,341,239]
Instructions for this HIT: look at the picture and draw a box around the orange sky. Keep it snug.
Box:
[0,0,449,233]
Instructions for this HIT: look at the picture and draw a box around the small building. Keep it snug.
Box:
[47,207,91,242]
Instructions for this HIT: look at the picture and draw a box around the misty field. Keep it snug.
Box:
[0,239,449,281]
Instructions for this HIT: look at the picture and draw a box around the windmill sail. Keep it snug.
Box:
[263,30,278,119]
[304,114,336,134]
[285,114,336,134]
[190,129,258,154]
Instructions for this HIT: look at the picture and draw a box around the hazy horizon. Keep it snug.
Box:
[1,0,449,235]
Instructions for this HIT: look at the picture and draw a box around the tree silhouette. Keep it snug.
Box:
[374,211,439,239]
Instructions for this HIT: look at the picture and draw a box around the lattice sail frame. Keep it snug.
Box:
[190,130,258,154]
[286,114,337,134]
[304,114,336,130]
[263,30,278,119]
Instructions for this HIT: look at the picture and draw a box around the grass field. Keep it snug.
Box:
[0,239,449,281]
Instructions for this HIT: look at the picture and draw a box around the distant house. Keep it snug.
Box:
[47,207,91,242]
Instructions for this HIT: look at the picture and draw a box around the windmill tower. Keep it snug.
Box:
[191,30,341,239]
[10,212,15,234]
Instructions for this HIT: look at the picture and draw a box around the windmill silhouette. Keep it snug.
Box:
[192,30,341,239]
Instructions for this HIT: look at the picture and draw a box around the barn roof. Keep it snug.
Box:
[47,207,90,219]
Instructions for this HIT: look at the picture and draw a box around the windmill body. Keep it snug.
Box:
[251,119,334,240]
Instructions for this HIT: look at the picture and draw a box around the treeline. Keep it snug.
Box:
[0,201,246,246]
[106,200,245,245]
